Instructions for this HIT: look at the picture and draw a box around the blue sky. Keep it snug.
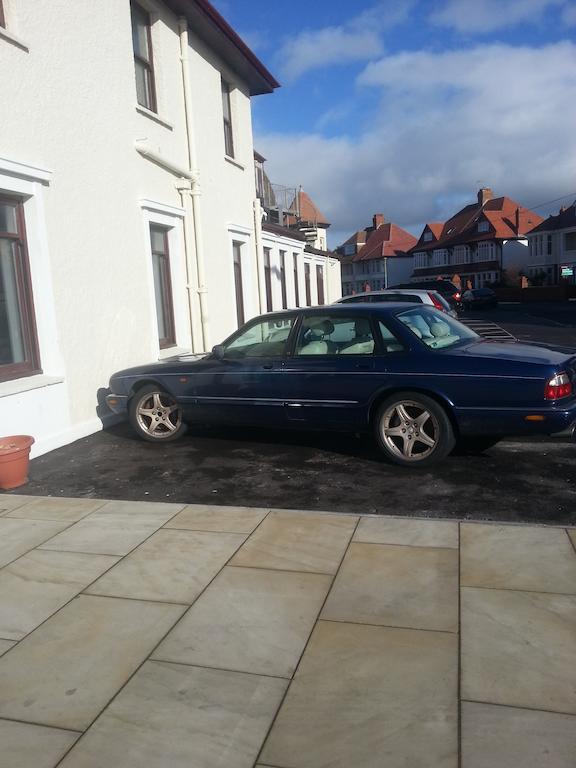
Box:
[213,0,576,246]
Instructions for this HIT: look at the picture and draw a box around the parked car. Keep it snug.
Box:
[336,289,457,317]
[461,287,499,310]
[106,305,576,467]
[391,280,461,309]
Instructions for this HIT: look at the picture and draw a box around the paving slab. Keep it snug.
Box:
[461,587,576,714]
[164,504,269,533]
[461,523,576,593]
[0,549,119,640]
[58,660,287,768]
[0,639,16,655]
[0,518,72,567]
[0,594,185,731]
[85,529,246,604]
[5,496,106,522]
[0,719,79,768]
[153,566,332,678]
[461,701,576,768]
[322,542,459,632]
[0,494,37,514]
[230,510,358,574]
[354,516,458,548]
[261,620,458,768]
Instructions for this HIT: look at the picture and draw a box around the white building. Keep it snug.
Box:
[0,0,332,457]
[525,202,576,285]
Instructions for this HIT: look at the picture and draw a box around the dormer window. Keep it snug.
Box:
[423,231,433,242]
[478,221,489,233]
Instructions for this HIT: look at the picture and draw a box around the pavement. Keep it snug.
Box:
[0,495,575,767]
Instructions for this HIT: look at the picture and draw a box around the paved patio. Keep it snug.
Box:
[0,495,575,768]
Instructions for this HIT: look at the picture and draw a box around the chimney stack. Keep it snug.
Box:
[373,213,385,229]
[477,187,493,206]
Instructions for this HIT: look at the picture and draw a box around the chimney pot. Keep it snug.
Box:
[373,213,385,229]
[477,187,493,206]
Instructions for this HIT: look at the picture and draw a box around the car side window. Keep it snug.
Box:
[378,321,405,352]
[224,317,295,358]
[295,315,375,356]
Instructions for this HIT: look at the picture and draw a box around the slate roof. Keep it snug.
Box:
[527,202,576,234]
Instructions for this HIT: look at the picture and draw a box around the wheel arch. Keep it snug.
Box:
[368,386,460,437]
[128,378,175,401]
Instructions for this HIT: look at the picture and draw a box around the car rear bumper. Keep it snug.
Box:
[455,400,576,437]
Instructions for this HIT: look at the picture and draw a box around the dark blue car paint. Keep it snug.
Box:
[107,305,576,438]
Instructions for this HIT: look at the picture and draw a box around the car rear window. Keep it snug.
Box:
[397,307,478,350]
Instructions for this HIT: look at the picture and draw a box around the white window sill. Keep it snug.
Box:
[158,346,191,360]
[0,374,64,399]
[0,26,29,52]
[135,105,174,131]
[225,155,245,171]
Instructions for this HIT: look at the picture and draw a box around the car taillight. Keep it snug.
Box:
[544,372,573,400]
[454,292,461,301]
[428,292,445,311]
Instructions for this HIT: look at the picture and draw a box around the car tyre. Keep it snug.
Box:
[454,435,501,454]
[374,392,455,467]
[128,384,187,443]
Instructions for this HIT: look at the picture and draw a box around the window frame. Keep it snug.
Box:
[149,224,176,349]
[263,247,273,312]
[0,195,41,383]
[293,253,300,307]
[232,240,245,328]
[316,264,325,305]
[304,262,311,306]
[221,77,235,158]
[279,250,287,309]
[131,2,157,113]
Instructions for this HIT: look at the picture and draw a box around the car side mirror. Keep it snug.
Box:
[212,344,225,360]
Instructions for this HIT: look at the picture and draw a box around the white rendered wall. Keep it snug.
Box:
[0,0,262,455]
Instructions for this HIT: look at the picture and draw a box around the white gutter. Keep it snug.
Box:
[253,198,266,312]
[178,17,209,352]
[134,140,193,180]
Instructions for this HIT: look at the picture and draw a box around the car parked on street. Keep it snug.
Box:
[106,305,576,467]
[390,280,461,309]
[336,288,457,317]
[461,287,499,310]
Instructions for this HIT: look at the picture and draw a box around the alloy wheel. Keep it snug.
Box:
[380,400,439,462]
[135,391,183,439]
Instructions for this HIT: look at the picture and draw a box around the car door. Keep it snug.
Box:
[283,311,379,429]
[190,314,296,426]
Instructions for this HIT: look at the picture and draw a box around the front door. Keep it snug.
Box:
[190,314,296,426]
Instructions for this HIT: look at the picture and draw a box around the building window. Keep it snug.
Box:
[0,197,41,382]
[279,250,287,309]
[0,2,5,28]
[432,249,449,267]
[423,231,433,242]
[232,241,244,328]
[547,235,553,256]
[316,265,325,305]
[414,252,428,269]
[293,253,300,307]
[150,225,175,348]
[478,220,489,233]
[343,243,355,256]
[263,247,272,311]
[221,78,234,158]
[131,3,156,112]
[305,263,311,306]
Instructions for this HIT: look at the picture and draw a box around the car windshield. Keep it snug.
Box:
[396,307,478,350]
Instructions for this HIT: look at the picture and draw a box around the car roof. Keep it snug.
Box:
[338,289,431,301]
[260,303,413,320]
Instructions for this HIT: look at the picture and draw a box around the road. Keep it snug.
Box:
[4,303,576,526]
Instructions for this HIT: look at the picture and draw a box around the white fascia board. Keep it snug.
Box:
[228,223,253,237]
[0,156,52,184]
[140,199,186,218]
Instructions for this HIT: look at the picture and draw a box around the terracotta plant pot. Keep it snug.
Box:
[0,436,35,490]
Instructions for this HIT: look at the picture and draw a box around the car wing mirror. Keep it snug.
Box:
[212,344,225,360]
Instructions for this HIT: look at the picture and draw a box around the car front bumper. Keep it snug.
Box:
[105,392,129,415]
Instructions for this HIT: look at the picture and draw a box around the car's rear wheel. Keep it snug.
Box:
[455,435,501,454]
[374,393,455,467]
[128,384,187,442]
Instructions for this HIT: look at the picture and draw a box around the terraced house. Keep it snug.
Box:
[0,0,337,457]
[410,188,543,289]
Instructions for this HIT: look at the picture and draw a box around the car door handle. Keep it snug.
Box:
[261,364,274,370]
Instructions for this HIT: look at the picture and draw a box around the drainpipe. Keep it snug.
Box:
[178,17,209,351]
[253,198,266,312]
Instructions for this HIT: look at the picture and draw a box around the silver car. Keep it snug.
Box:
[336,289,458,317]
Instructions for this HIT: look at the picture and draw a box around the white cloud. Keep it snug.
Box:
[431,0,566,34]
[276,1,412,81]
[256,43,576,246]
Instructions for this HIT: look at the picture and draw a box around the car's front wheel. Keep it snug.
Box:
[128,384,187,442]
[374,393,455,467]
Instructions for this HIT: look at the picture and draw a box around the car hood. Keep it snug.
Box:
[453,339,576,366]
[111,353,209,380]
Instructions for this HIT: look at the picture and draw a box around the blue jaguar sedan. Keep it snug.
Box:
[106,304,576,467]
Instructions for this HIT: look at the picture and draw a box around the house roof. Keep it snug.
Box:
[305,244,336,257]
[353,222,418,262]
[528,202,576,234]
[163,0,279,95]
[285,190,330,227]
[410,194,543,253]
